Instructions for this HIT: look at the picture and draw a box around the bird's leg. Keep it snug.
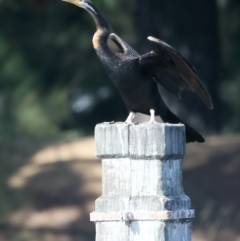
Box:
[149,109,157,123]
[125,112,135,124]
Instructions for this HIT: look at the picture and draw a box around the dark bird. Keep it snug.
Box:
[62,0,213,143]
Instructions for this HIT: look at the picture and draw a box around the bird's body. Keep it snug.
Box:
[62,0,213,143]
[97,48,160,115]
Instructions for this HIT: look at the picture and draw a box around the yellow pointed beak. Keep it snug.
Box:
[61,0,82,8]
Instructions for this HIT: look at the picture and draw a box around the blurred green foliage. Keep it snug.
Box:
[0,0,134,138]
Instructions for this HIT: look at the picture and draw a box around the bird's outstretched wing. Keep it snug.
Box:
[139,36,213,109]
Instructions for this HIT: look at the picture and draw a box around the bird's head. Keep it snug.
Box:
[62,0,109,33]
[62,0,97,14]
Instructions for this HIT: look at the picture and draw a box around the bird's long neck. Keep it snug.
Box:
[85,5,110,49]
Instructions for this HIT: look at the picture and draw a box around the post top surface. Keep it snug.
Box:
[95,122,186,159]
[99,122,184,127]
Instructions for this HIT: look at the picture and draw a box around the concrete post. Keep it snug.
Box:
[90,122,194,241]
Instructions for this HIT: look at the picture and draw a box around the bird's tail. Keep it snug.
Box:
[160,107,204,143]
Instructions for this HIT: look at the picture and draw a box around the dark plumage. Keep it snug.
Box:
[62,0,213,143]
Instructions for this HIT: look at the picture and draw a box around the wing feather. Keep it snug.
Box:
[139,36,213,109]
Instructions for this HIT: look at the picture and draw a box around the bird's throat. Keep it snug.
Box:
[92,30,101,49]
[92,28,108,49]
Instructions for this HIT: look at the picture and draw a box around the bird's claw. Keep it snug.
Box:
[125,120,134,124]
[148,120,158,124]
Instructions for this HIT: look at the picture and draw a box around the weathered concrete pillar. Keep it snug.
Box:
[90,122,194,241]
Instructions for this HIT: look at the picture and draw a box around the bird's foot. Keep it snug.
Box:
[125,112,135,124]
[148,109,157,123]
